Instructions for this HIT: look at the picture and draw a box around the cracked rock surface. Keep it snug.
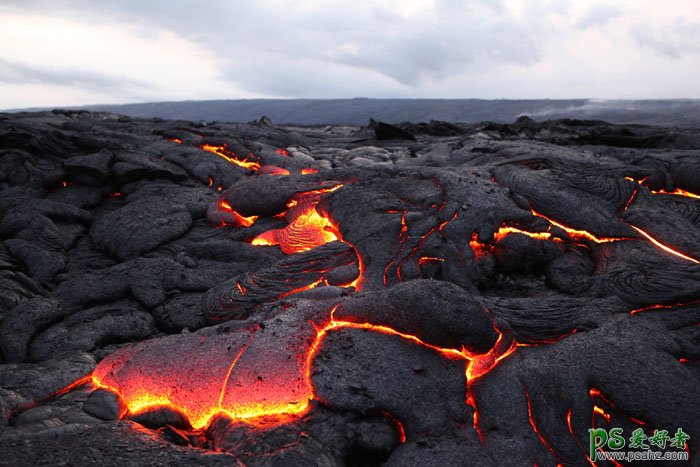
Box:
[0,111,698,466]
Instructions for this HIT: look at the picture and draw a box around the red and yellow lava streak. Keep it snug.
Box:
[53,375,94,398]
[275,148,289,157]
[301,168,319,174]
[251,185,344,254]
[470,232,492,258]
[524,387,561,463]
[418,256,445,266]
[252,204,340,254]
[465,392,485,443]
[628,225,699,264]
[625,177,700,199]
[259,166,290,176]
[201,144,262,171]
[250,184,366,290]
[219,200,258,228]
[566,408,575,435]
[378,410,407,443]
[90,305,515,433]
[629,300,700,314]
[465,331,517,380]
[589,388,648,427]
[167,138,183,144]
[530,210,629,243]
[278,279,324,300]
[623,187,639,211]
[470,224,560,257]
[593,405,612,423]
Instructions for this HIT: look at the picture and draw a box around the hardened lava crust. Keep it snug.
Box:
[0,111,698,466]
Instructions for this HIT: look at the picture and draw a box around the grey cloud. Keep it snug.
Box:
[575,4,623,30]
[0,58,153,93]
[632,18,700,57]
[0,0,565,97]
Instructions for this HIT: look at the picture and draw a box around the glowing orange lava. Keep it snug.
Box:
[167,138,183,144]
[251,185,344,254]
[90,304,516,433]
[530,210,629,244]
[470,224,561,257]
[219,200,258,228]
[628,225,699,264]
[201,144,262,171]
[301,168,320,174]
[524,386,561,462]
[626,177,700,199]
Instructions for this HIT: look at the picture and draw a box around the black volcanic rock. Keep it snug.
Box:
[0,110,699,466]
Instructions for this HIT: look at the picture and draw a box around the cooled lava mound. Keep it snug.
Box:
[0,111,698,466]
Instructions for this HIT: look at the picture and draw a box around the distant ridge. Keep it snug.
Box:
[14,98,700,127]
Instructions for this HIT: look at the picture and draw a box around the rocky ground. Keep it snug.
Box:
[0,110,698,466]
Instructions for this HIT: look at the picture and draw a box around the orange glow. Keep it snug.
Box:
[470,232,492,258]
[251,205,339,254]
[275,148,289,157]
[201,144,262,171]
[466,392,484,443]
[219,200,258,228]
[91,303,515,431]
[657,188,700,199]
[251,185,345,254]
[623,188,638,211]
[167,138,183,144]
[530,210,629,243]
[438,212,458,234]
[260,166,291,176]
[418,256,444,266]
[301,168,320,174]
[278,279,324,300]
[378,410,407,443]
[626,177,700,199]
[589,387,648,427]
[207,177,214,187]
[524,387,560,461]
[54,375,94,398]
[593,405,611,423]
[566,408,574,435]
[470,223,563,257]
[628,225,699,264]
[465,331,517,380]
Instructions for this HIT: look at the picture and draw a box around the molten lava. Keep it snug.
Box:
[219,200,258,228]
[628,225,699,264]
[530,210,629,244]
[626,177,700,199]
[252,185,344,254]
[469,224,561,257]
[90,304,516,434]
[201,144,262,171]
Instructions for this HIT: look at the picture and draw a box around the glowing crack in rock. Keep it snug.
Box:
[91,304,515,431]
[251,185,345,255]
[201,144,262,171]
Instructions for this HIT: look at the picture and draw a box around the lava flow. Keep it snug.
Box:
[90,304,516,434]
[201,143,262,171]
[251,185,344,254]
[625,177,700,199]
[219,200,258,228]
[470,224,560,257]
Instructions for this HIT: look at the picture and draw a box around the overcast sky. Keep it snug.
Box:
[1,0,699,109]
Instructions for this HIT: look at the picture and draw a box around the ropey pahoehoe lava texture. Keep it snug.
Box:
[0,111,698,466]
